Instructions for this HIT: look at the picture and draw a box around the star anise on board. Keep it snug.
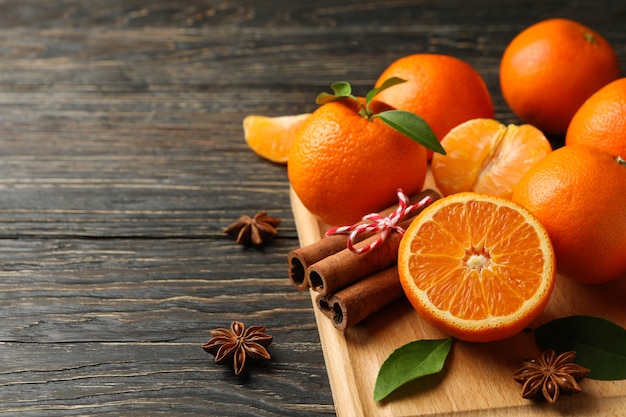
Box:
[513,349,590,403]
[202,321,273,375]
[223,211,281,246]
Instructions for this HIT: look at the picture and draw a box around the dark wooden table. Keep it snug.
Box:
[0,1,624,415]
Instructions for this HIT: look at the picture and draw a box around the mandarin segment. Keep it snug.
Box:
[445,269,490,320]
[480,267,527,317]
[408,253,463,275]
[485,209,537,251]
[432,118,552,198]
[432,119,504,193]
[412,215,466,257]
[428,202,473,248]
[490,265,544,302]
[407,255,469,313]
[462,200,499,248]
[473,124,552,195]
[398,192,555,343]
[243,113,310,164]
[491,249,549,276]
[410,231,465,258]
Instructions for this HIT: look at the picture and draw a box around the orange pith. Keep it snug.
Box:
[243,113,310,164]
[398,192,555,343]
[431,118,552,198]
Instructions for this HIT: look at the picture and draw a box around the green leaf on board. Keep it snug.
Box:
[374,338,453,402]
[533,315,626,380]
[376,110,446,155]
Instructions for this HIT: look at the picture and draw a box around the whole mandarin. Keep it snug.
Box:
[374,54,493,159]
[288,98,427,226]
[500,18,620,135]
[566,77,626,157]
[512,145,626,283]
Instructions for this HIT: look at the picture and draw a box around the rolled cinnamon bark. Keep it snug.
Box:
[288,189,440,290]
[306,218,411,296]
[288,233,348,291]
[316,265,403,330]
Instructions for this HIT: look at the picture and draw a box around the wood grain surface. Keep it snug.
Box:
[0,1,624,416]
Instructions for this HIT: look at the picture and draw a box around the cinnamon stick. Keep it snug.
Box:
[306,217,412,296]
[316,265,403,330]
[288,233,348,291]
[288,189,440,290]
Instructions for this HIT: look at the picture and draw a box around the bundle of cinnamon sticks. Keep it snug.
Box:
[288,189,441,330]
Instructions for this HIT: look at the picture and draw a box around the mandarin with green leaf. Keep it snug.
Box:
[288,79,443,226]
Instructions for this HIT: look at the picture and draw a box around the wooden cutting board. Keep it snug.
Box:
[289,171,626,417]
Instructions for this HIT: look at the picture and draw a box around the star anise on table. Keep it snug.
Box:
[223,211,281,247]
[202,321,273,375]
[513,349,590,403]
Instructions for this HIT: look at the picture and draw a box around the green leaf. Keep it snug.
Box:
[315,91,342,105]
[534,315,626,380]
[373,338,452,402]
[376,110,446,155]
[331,81,352,96]
[365,77,406,104]
[315,81,355,105]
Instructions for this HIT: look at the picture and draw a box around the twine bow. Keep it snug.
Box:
[325,189,432,254]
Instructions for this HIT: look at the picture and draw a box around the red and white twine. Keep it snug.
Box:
[325,189,433,254]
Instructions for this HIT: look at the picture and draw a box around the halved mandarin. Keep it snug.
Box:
[398,192,555,342]
[243,113,310,164]
[431,118,552,198]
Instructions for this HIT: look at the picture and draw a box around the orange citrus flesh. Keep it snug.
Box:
[398,192,555,343]
[243,113,310,164]
[431,119,552,198]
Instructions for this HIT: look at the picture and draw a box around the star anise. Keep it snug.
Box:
[202,321,273,375]
[513,349,590,403]
[223,211,281,246]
